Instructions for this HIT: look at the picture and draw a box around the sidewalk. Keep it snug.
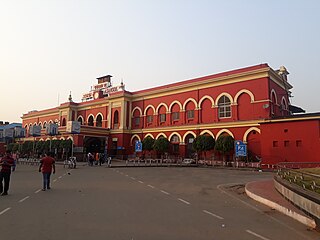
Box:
[245,179,316,229]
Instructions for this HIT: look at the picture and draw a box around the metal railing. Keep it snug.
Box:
[276,162,320,194]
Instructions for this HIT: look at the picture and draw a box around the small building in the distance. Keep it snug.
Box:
[20,63,320,166]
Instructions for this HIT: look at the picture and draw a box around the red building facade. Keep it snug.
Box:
[21,63,320,165]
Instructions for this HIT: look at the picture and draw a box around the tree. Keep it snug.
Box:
[142,136,155,157]
[214,135,234,165]
[153,137,169,159]
[192,135,215,162]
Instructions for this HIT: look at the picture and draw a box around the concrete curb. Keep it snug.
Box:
[245,183,316,229]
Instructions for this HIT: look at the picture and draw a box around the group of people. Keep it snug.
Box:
[87,152,106,166]
[0,150,56,195]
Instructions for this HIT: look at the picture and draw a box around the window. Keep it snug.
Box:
[171,135,179,143]
[296,140,302,147]
[218,95,231,118]
[147,115,153,123]
[273,141,278,147]
[159,114,166,122]
[284,140,289,147]
[113,111,119,129]
[96,114,102,127]
[172,112,179,121]
[134,117,140,126]
[187,110,194,119]
[88,116,94,126]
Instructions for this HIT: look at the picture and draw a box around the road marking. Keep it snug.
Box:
[147,185,155,189]
[0,207,11,215]
[58,176,62,179]
[202,210,224,220]
[246,230,271,240]
[125,175,129,177]
[53,179,57,182]
[19,196,30,203]
[35,189,41,193]
[131,177,136,180]
[138,180,144,184]
[160,190,170,195]
[178,198,190,205]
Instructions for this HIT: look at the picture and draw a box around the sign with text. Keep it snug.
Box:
[66,121,81,134]
[135,141,142,152]
[29,125,41,137]
[46,123,59,136]
[14,127,26,138]
[235,140,247,157]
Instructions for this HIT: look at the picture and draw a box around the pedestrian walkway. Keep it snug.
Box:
[245,179,316,229]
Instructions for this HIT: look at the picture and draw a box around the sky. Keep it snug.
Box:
[1,0,319,123]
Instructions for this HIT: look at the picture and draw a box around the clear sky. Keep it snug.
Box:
[1,0,319,123]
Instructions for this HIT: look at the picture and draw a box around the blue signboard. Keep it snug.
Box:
[135,141,142,152]
[235,140,247,157]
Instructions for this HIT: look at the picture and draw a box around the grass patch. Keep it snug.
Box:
[280,168,320,194]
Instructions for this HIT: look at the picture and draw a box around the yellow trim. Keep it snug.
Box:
[216,129,234,138]
[199,130,215,138]
[132,106,143,117]
[156,103,169,114]
[132,69,269,101]
[169,100,183,112]
[144,104,156,115]
[182,98,198,110]
[130,134,141,144]
[156,133,167,139]
[234,89,255,103]
[168,132,182,143]
[182,131,197,143]
[243,127,261,143]
[144,133,154,139]
[216,92,234,104]
[199,95,215,107]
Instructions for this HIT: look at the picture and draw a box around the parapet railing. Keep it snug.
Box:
[276,162,320,194]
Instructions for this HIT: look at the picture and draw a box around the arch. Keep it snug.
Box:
[243,127,261,143]
[199,130,215,138]
[182,131,197,143]
[234,89,255,104]
[66,136,74,141]
[281,97,288,110]
[113,110,119,125]
[144,133,154,139]
[87,114,94,126]
[130,134,141,145]
[168,132,182,143]
[61,118,66,126]
[216,92,234,104]
[168,100,183,112]
[60,137,65,140]
[132,106,143,117]
[77,115,84,125]
[155,133,167,139]
[43,121,47,129]
[96,113,103,127]
[199,95,214,108]
[49,120,53,124]
[156,103,169,114]
[144,105,156,115]
[216,129,234,139]
[270,89,278,104]
[182,98,198,110]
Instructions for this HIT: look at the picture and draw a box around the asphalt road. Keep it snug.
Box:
[0,164,319,240]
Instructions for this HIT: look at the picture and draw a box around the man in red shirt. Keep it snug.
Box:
[0,150,15,196]
[39,152,55,191]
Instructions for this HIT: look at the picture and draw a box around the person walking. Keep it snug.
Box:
[39,152,55,191]
[0,150,15,196]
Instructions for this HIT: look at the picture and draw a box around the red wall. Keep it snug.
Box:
[260,120,320,165]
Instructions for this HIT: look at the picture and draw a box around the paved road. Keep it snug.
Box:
[0,164,319,240]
